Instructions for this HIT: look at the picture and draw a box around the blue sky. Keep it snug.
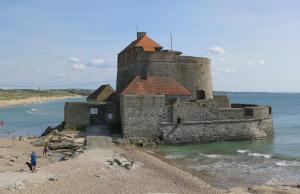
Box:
[0,0,300,92]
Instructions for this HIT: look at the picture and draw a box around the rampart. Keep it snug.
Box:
[120,94,274,144]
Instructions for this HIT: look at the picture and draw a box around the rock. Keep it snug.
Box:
[95,174,101,178]
[114,157,128,166]
[26,135,37,139]
[73,137,85,144]
[19,168,26,172]
[50,135,60,142]
[128,137,161,147]
[112,138,124,145]
[76,148,84,153]
[48,176,58,181]
[41,126,54,136]
[48,142,76,150]
[7,161,14,166]
[107,159,114,165]
[9,181,25,191]
[59,156,68,161]
[124,163,132,170]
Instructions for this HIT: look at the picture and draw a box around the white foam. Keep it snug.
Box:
[165,154,184,159]
[237,149,249,154]
[25,108,38,114]
[275,161,288,166]
[248,152,272,158]
[198,153,221,158]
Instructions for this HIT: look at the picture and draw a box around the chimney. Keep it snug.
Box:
[137,32,146,39]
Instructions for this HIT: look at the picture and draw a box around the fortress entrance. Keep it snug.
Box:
[89,106,105,125]
[196,90,206,100]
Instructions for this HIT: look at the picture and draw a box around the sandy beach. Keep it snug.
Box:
[0,137,300,194]
[0,137,222,194]
[0,96,82,108]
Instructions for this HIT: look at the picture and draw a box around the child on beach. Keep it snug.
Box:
[30,151,37,173]
[43,145,48,158]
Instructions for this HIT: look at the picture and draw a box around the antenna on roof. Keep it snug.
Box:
[136,25,138,33]
[170,33,173,52]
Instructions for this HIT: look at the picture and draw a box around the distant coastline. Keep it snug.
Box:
[0,95,84,108]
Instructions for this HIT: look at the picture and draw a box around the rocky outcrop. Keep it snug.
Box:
[106,153,143,170]
[112,137,161,147]
[41,122,65,136]
[33,128,86,159]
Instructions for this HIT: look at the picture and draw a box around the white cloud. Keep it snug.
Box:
[86,59,105,67]
[71,63,86,71]
[69,57,80,63]
[86,58,116,68]
[208,46,226,55]
[212,66,238,76]
[224,68,238,74]
[257,59,265,65]
[245,59,265,67]
[56,73,66,78]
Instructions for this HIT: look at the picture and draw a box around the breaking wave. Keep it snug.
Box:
[198,153,221,158]
[237,149,249,154]
[248,153,272,158]
[275,161,288,166]
[236,149,272,158]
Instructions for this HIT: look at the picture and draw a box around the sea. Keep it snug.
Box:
[1,93,300,188]
[0,97,85,136]
[154,92,300,188]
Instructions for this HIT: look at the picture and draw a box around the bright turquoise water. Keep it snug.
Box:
[156,92,300,188]
[0,97,85,136]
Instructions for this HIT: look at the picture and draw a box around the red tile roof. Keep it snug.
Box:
[121,76,191,96]
[120,34,162,54]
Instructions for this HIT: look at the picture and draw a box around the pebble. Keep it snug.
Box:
[48,177,59,181]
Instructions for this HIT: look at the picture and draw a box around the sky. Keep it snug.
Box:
[0,0,300,92]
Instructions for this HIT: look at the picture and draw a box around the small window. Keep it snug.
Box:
[108,113,113,120]
[90,108,98,115]
[177,117,182,125]
[196,90,206,100]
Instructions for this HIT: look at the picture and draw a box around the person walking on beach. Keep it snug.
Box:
[30,151,37,173]
[43,145,48,158]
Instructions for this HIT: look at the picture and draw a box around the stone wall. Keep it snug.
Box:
[120,94,165,138]
[89,104,106,125]
[161,118,274,144]
[214,95,231,108]
[116,51,213,99]
[172,100,218,122]
[64,102,90,129]
[64,102,116,129]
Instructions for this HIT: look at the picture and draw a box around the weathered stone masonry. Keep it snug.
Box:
[64,32,274,145]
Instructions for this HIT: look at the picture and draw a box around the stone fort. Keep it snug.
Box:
[64,32,274,144]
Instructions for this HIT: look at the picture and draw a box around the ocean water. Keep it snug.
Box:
[1,93,300,188]
[155,92,300,188]
[0,97,85,136]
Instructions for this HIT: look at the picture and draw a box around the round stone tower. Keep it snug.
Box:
[195,58,213,99]
[176,56,213,99]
